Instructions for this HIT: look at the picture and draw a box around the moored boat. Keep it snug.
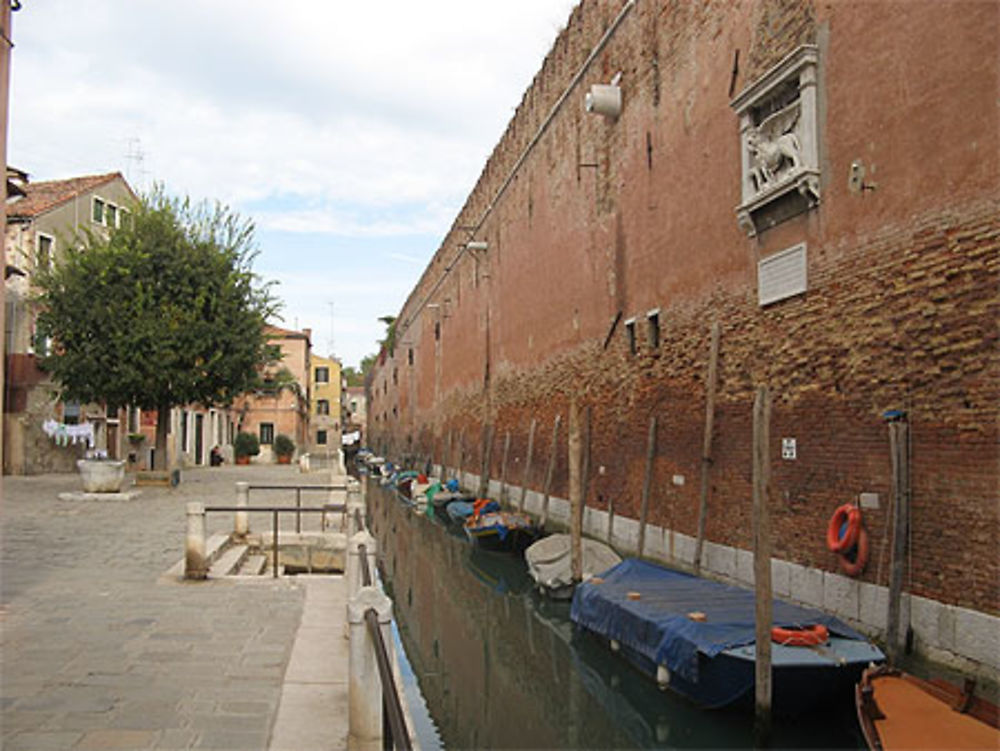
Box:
[856,665,999,750]
[571,558,885,714]
[464,505,539,552]
[525,533,623,599]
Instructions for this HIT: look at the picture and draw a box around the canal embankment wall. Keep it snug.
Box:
[367,0,999,676]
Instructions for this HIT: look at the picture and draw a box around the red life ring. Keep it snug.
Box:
[826,504,861,553]
[771,624,829,647]
[837,525,870,577]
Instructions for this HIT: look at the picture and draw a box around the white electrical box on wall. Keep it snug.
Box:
[782,438,797,460]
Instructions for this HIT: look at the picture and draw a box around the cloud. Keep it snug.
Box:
[8,0,579,367]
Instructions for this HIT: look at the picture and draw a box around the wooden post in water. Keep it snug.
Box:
[886,417,910,663]
[540,414,561,528]
[519,418,537,511]
[445,430,453,482]
[752,386,773,743]
[457,429,466,489]
[637,415,657,559]
[581,407,592,504]
[695,321,720,575]
[568,400,584,582]
[606,495,615,546]
[498,431,511,505]
[478,423,494,497]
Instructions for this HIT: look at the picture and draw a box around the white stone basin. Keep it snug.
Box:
[77,459,127,493]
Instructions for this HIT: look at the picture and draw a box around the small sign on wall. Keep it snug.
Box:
[782,437,797,460]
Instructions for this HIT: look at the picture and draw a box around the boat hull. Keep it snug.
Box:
[571,558,885,714]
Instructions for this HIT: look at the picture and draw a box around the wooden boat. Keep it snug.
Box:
[856,665,1000,750]
[525,533,622,599]
[571,558,885,714]
[464,507,539,552]
[446,498,494,525]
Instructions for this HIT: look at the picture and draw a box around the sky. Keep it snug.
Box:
[8,0,579,369]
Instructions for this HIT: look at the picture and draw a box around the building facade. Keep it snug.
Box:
[3,171,137,473]
[309,353,341,453]
[236,325,311,462]
[368,1,998,674]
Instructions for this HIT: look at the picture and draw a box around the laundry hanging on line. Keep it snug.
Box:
[42,419,95,448]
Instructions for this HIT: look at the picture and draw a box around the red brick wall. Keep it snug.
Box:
[370,0,999,614]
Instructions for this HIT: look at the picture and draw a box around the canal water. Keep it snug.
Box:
[367,478,867,750]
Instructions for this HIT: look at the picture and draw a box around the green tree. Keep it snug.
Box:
[34,186,279,470]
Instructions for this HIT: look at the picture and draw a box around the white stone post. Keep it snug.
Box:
[235,482,249,537]
[346,531,377,604]
[185,502,207,579]
[348,586,394,745]
[347,478,364,536]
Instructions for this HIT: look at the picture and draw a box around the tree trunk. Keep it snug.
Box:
[155,404,171,471]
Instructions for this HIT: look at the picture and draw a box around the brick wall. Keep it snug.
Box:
[369,0,999,615]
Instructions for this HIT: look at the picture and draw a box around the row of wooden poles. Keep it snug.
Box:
[399,378,910,741]
[399,322,724,572]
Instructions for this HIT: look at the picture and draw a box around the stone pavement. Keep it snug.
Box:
[1,464,349,750]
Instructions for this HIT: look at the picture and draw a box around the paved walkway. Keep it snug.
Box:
[1,464,349,750]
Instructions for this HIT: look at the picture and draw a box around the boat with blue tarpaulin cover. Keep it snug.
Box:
[571,558,885,714]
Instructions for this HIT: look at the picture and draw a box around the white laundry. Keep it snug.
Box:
[42,419,94,448]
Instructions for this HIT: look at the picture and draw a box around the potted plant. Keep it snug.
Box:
[274,433,295,464]
[234,431,260,465]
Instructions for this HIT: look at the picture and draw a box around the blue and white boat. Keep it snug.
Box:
[571,558,884,714]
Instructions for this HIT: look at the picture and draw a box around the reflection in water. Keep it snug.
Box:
[369,479,865,750]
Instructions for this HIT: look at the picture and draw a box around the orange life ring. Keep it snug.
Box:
[837,525,870,577]
[771,623,829,647]
[827,504,861,553]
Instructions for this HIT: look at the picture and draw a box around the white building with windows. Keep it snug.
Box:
[3,170,137,474]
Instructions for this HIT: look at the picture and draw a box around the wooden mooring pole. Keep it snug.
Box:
[695,321,720,575]
[886,417,910,663]
[478,423,494,498]
[498,431,511,505]
[569,400,583,582]
[637,415,657,559]
[752,385,773,744]
[519,418,537,511]
[540,414,561,528]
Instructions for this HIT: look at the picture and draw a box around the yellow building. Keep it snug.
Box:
[309,354,341,454]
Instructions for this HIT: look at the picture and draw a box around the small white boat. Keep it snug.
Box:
[525,533,622,599]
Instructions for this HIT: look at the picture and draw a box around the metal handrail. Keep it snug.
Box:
[204,504,346,578]
[356,528,410,749]
[245,484,349,533]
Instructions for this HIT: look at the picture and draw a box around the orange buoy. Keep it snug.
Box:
[827,503,861,554]
[771,623,829,646]
[838,525,870,577]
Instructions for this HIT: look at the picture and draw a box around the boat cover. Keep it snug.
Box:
[526,534,622,593]
[571,558,866,683]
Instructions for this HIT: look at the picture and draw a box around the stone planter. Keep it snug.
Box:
[77,459,127,493]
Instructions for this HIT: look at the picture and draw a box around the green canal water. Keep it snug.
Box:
[368,479,867,750]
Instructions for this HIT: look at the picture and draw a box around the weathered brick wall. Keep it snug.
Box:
[370,0,999,615]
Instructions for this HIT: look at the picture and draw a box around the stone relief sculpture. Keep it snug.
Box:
[730,45,820,236]
[746,102,803,193]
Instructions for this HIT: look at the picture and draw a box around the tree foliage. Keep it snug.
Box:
[34,185,279,421]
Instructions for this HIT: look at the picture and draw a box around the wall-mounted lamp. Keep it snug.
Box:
[586,73,622,119]
[465,241,489,253]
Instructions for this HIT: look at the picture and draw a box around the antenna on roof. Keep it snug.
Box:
[124,137,149,191]
[328,300,335,358]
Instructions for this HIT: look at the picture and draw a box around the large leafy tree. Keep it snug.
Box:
[34,187,279,470]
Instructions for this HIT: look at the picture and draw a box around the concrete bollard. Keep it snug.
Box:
[348,586,395,745]
[234,482,249,537]
[185,502,207,579]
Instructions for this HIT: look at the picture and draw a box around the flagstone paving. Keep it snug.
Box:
[1,464,342,750]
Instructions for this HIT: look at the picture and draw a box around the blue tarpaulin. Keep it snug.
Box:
[570,558,865,683]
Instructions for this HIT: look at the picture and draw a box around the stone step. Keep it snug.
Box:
[204,533,230,566]
[240,554,268,576]
[209,544,249,577]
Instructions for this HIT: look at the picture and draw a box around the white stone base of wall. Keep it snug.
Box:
[433,466,999,679]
